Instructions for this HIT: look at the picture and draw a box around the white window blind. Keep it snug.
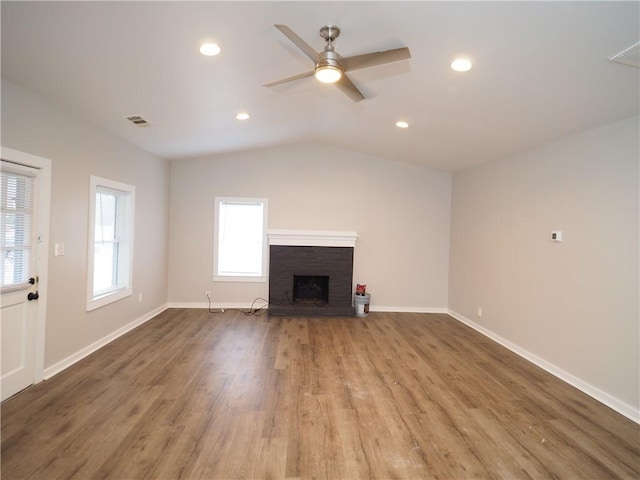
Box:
[0,164,36,288]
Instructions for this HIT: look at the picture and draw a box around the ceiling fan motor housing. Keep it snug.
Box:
[316,48,342,71]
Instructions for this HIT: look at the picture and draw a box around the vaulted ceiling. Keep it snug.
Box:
[2,1,638,172]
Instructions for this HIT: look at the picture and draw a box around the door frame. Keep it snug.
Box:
[1,146,51,385]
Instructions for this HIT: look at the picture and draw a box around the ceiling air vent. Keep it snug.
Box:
[609,41,640,68]
[124,115,150,126]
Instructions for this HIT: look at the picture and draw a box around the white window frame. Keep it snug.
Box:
[213,197,268,283]
[86,175,135,311]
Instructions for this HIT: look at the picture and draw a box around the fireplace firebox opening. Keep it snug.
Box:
[293,275,329,305]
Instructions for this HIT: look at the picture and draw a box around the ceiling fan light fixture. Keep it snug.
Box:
[315,65,342,83]
[314,48,343,83]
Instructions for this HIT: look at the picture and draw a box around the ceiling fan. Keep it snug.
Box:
[264,24,411,102]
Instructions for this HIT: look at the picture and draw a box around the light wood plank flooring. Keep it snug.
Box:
[2,309,639,479]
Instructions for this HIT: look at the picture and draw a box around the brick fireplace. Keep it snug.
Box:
[267,230,358,316]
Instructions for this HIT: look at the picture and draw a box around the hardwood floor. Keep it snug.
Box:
[2,309,638,479]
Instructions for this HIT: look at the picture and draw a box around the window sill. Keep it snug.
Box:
[87,287,132,311]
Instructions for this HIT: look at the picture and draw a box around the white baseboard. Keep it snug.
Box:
[168,302,447,314]
[43,304,168,380]
[371,306,448,314]
[447,309,639,424]
[167,302,268,310]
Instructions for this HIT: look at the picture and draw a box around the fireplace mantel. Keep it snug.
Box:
[267,230,358,248]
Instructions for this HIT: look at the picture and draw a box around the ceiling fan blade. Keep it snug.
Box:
[274,24,318,63]
[335,73,365,102]
[263,70,314,87]
[342,47,411,72]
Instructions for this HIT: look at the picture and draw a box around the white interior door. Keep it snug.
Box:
[1,283,38,400]
[1,156,47,401]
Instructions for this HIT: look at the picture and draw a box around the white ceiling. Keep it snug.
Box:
[2,1,638,172]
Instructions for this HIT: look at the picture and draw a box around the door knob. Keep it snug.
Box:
[27,291,39,301]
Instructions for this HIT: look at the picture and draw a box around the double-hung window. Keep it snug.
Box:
[213,197,268,282]
[87,176,135,311]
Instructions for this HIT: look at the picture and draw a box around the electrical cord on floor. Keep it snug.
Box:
[206,292,269,316]
[206,293,224,314]
[245,297,269,316]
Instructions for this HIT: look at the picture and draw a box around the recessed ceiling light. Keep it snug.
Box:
[236,112,250,120]
[451,58,472,72]
[200,43,221,56]
[396,121,409,129]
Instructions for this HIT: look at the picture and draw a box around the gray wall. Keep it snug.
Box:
[168,143,453,311]
[449,115,639,415]
[1,79,171,369]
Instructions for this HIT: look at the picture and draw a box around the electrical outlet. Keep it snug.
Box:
[205,291,211,298]
[477,307,483,317]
